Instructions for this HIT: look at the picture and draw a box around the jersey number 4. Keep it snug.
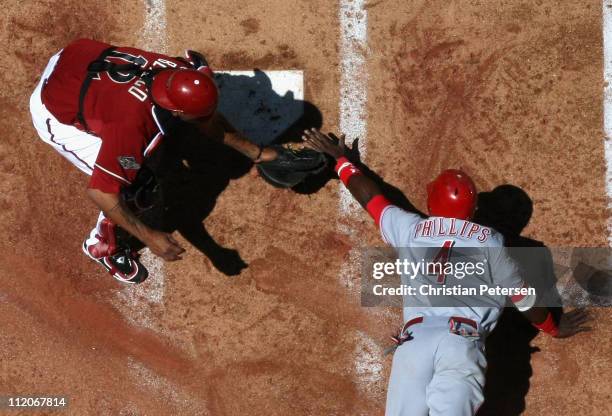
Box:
[431,240,455,284]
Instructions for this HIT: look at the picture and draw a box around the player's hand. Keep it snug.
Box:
[145,230,185,261]
[302,128,346,159]
[554,308,592,338]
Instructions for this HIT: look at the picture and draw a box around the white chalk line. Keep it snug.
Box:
[338,0,368,286]
[140,0,169,53]
[339,0,369,216]
[338,0,384,395]
[603,0,612,246]
[116,4,192,414]
[112,0,169,332]
[354,330,384,386]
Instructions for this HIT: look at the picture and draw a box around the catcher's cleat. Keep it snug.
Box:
[82,219,148,284]
[82,242,149,284]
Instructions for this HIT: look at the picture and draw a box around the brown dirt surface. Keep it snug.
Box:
[0,0,610,415]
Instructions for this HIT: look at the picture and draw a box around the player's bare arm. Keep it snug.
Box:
[219,113,278,162]
[86,188,184,261]
[195,112,278,163]
[303,128,381,207]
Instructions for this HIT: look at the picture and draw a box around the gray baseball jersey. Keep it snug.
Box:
[380,205,533,336]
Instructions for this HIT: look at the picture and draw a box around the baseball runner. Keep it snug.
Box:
[30,38,324,284]
[303,129,591,416]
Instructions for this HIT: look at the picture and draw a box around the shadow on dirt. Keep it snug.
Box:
[124,70,323,276]
[474,185,561,416]
[214,70,334,194]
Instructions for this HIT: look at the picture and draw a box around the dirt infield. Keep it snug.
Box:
[0,1,610,415]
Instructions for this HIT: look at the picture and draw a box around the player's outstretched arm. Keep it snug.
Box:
[86,188,185,261]
[522,306,592,339]
[303,128,383,208]
[196,112,278,163]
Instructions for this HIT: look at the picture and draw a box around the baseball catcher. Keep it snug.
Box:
[303,129,592,416]
[29,38,321,284]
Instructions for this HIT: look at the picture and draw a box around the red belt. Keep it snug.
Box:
[449,316,478,329]
[385,315,478,355]
[391,316,478,346]
[448,316,479,338]
[389,317,423,347]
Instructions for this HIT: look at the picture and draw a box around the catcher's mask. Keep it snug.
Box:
[151,68,218,118]
[427,169,477,220]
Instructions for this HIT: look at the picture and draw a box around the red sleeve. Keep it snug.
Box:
[87,122,148,193]
[88,168,122,193]
[366,195,392,228]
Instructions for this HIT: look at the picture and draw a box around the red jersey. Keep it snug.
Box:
[42,38,191,193]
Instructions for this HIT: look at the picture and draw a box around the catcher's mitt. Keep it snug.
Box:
[257,145,328,188]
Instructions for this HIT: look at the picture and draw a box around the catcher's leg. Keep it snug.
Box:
[82,212,148,284]
[426,332,486,416]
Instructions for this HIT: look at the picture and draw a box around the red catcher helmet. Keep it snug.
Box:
[151,68,218,117]
[427,169,477,220]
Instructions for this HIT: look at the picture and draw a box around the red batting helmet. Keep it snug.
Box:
[427,169,477,220]
[151,68,218,117]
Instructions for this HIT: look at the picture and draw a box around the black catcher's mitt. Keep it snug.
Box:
[257,145,328,188]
